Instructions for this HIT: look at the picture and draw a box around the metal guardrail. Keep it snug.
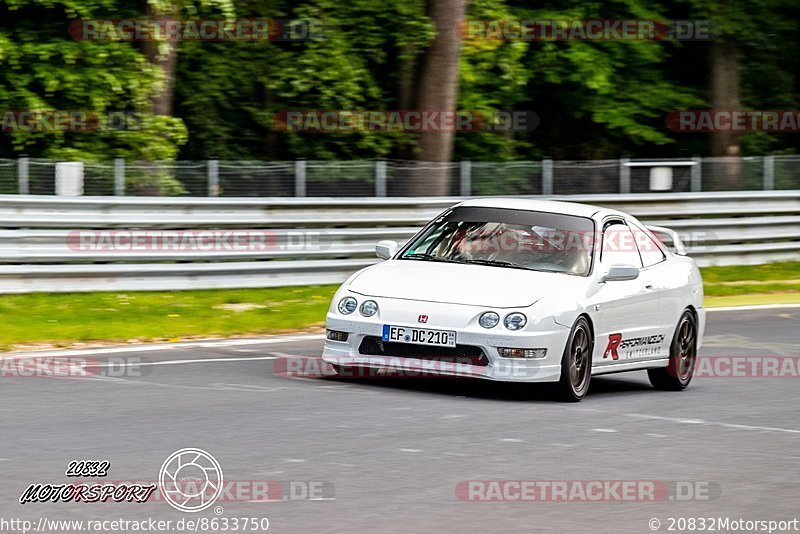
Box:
[0,191,798,293]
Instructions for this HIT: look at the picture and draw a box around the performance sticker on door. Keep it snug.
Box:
[603,333,666,360]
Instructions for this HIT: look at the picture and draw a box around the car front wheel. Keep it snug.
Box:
[556,317,593,402]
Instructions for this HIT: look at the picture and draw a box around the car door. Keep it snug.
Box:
[628,220,678,336]
[590,220,662,369]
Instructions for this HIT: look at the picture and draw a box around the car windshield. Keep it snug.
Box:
[400,206,595,276]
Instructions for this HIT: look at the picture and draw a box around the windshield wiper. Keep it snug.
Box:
[462,259,532,270]
[402,253,450,262]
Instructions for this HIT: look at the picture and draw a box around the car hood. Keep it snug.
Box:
[348,259,583,308]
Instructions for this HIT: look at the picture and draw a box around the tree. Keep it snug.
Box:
[411,0,468,195]
[0,0,187,165]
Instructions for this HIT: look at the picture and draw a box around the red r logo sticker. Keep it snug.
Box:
[604,333,623,360]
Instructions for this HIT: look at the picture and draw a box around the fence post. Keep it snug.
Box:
[375,160,387,197]
[542,158,553,196]
[208,159,219,197]
[460,160,471,196]
[619,157,630,194]
[295,159,306,197]
[18,156,29,195]
[114,158,125,196]
[55,162,84,196]
[691,156,702,192]
[763,155,775,190]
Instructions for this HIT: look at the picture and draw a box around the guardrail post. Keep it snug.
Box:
[375,160,387,197]
[18,156,29,195]
[691,157,702,192]
[763,155,775,190]
[459,160,471,196]
[208,159,219,197]
[619,158,630,194]
[295,159,306,197]
[114,158,125,196]
[542,158,553,196]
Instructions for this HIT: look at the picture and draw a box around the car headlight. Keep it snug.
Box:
[504,312,527,330]
[479,311,500,329]
[359,300,378,317]
[338,297,357,315]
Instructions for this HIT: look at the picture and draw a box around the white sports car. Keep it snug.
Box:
[322,198,704,401]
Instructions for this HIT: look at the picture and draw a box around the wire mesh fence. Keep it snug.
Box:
[0,159,17,194]
[774,156,800,190]
[307,160,374,196]
[701,157,765,192]
[553,160,620,195]
[124,161,207,196]
[3,156,799,197]
[386,161,461,196]
[472,161,543,195]
[28,159,57,195]
[83,161,115,196]
[219,161,294,197]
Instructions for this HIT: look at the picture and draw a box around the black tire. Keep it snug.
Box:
[648,310,697,391]
[556,317,593,402]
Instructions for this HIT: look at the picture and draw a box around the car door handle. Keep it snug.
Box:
[645,284,654,290]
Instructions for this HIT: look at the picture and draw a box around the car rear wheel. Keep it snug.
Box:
[557,317,593,402]
[648,310,697,391]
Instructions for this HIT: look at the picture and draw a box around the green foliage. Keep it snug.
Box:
[1,0,799,162]
[0,1,188,160]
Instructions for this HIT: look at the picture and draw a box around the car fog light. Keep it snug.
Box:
[338,297,357,315]
[360,300,379,317]
[504,312,527,330]
[498,348,547,359]
[479,311,500,329]
[326,330,349,342]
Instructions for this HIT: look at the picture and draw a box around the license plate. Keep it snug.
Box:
[382,325,456,347]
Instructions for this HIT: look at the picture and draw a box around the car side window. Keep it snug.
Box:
[629,223,666,268]
[601,222,643,268]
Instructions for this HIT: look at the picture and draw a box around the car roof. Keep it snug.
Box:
[456,197,624,219]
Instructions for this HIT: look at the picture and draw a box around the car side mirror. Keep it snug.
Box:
[601,264,640,283]
[375,240,399,260]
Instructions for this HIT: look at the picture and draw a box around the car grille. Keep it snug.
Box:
[358,336,489,367]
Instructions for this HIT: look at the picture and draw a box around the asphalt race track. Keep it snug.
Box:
[1,307,798,533]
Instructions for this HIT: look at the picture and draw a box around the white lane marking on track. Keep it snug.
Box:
[245,498,336,502]
[87,356,278,368]
[397,448,423,453]
[707,303,800,312]
[68,374,291,392]
[2,334,325,359]
[592,428,618,433]
[570,407,800,434]
[622,412,800,434]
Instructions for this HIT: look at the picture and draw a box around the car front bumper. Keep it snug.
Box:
[322,298,571,383]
